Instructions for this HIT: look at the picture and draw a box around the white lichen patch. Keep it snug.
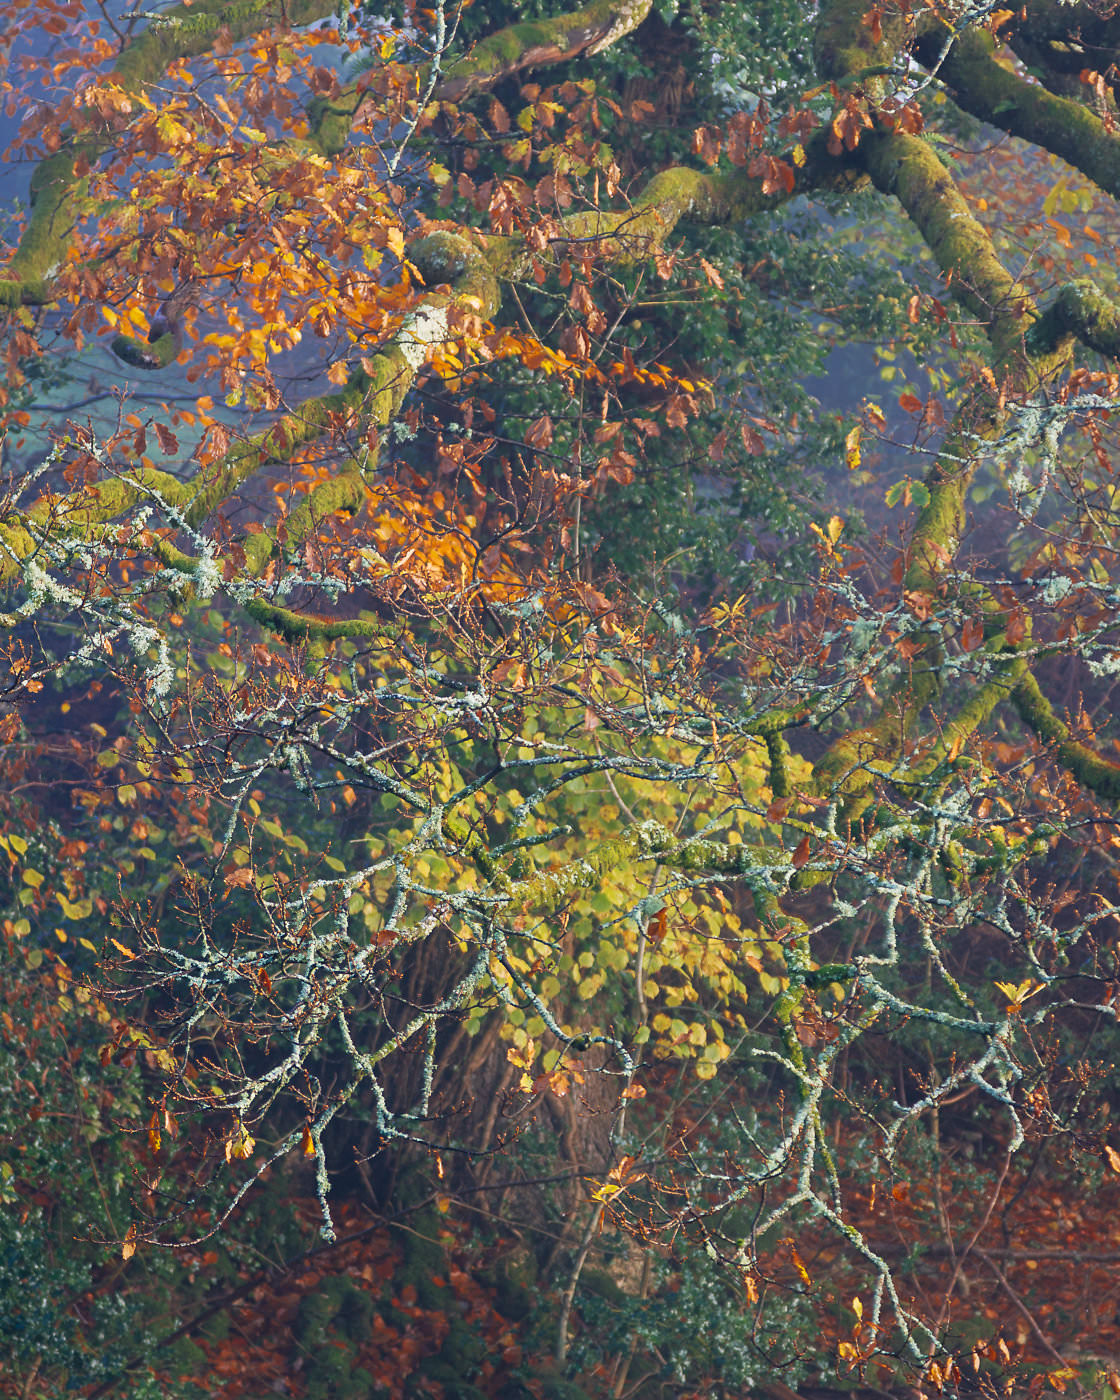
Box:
[398,303,450,372]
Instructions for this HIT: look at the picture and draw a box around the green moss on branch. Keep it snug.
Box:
[243,598,401,644]
[0,469,192,584]
[1012,671,1120,800]
[437,0,654,103]
[317,0,656,155]
[242,471,366,577]
[3,0,338,298]
[411,233,502,317]
[814,0,930,96]
[930,31,1120,204]
[504,145,864,280]
[111,332,178,369]
[182,374,388,530]
[1030,281,1120,359]
[858,130,1029,352]
[765,731,793,800]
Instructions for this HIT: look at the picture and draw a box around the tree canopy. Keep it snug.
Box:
[4,0,1120,1395]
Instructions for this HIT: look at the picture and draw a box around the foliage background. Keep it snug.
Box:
[4,0,1120,1396]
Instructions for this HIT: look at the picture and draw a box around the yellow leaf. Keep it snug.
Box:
[994,977,1043,1009]
[56,892,92,920]
[225,1122,255,1161]
[809,518,844,557]
[121,1224,137,1261]
[791,1245,812,1288]
[1105,1144,1120,1173]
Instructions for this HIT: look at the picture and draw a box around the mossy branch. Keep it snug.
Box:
[803,0,1089,821]
[1030,281,1120,359]
[242,597,402,645]
[858,130,1031,353]
[930,30,1120,205]
[2,0,338,300]
[814,0,936,96]
[310,0,656,157]
[1012,671,1120,801]
[765,730,794,800]
[437,0,654,102]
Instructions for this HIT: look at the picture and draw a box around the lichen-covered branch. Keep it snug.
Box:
[2,146,849,618]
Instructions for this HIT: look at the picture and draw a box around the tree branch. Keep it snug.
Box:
[927,30,1120,206]
[438,0,655,103]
